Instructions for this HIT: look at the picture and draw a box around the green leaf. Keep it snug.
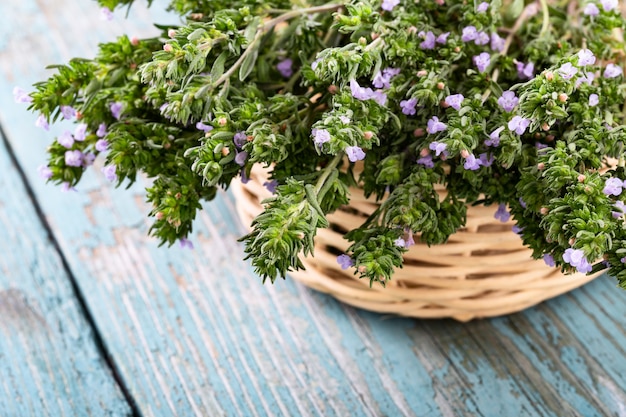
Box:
[239,48,258,82]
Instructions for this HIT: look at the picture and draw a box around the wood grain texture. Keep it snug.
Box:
[2,0,626,416]
[0,132,130,415]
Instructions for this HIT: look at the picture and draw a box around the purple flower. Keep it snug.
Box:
[494,204,510,222]
[563,248,592,273]
[235,151,248,166]
[473,53,491,73]
[512,225,523,234]
[179,238,194,250]
[337,254,354,269]
[100,7,114,20]
[372,90,388,107]
[13,87,32,103]
[463,154,481,170]
[508,116,530,135]
[461,26,478,42]
[543,254,555,267]
[601,0,618,11]
[196,121,213,132]
[102,165,117,182]
[444,94,464,110]
[64,150,84,167]
[400,98,418,115]
[514,60,535,80]
[497,90,519,112]
[312,128,331,147]
[417,154,434,168]
[479,153,494,167]
[394,237,407,248]
[603,177,623,196]
[95,139,109,152]
[263,180,278,194]
[576,72,595,87]
[350,79,375,101]
[346,146,366,162]
[61,105,76,120]
[384,68,401,78]
[558,62,578,80]
[61,182,76,193]
[339,115,351,124]
[589,94,599,107]
[419,31,436,50]
[277,58,293,78]
[35,114,49,131]
[477,2,489,12]
[427,116,447,134]
[381,0,400,11]
[38,165,53,180]
[83,153,96,167]
[536,142,548,150]
[373,71,389,89]
[429,141,447,156]
[74,123,87,142]
[604,63,622,78]
[584,3,600,15]
[519,198,527,209]
[233,131,247,148]
[58,130,75,148]
[612,200,626,218]
[485,126,504,147]
[577,49,596,66]
[96,123,107,138]
[474,31,490,46]
[436,32,450,44]
[110,102,123,120]
[490,33,505,52]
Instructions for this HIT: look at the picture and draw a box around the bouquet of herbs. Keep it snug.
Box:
[18,0,626,288]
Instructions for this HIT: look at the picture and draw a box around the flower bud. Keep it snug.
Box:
[328,85,338,94]
[537,162,545,170]
[541,123,550,131]
[407,26,418,35]
[558,93,568,103]
[130,37,139,46]
[358,37,367,46]
[578,174,586,183]
[417,70,428,77]
[545,71,554,81]
[460,149,470,158]
[175,192,182,199]
[155,212,164,220]
[540,207,549,215]
[364,131,374,140]
[217,117,227,126]
[436,82,445,90]
[568,238,576,246]
[371,32,379,40]
[221,147,230,156]
[413,128,425,137]
[420,148,430,157]
[168,29,176,38]
[357,265,367,273]
[163,43,173,52]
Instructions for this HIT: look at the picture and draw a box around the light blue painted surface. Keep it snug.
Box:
[2,0,626,416]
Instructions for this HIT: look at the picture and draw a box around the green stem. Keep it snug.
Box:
[539,0,551,37]
[315,153,343,194]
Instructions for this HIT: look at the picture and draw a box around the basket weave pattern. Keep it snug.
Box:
[232,166,602,321]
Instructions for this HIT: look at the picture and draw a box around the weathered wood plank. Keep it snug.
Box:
[3,0,626,416]
[0,132,131,415]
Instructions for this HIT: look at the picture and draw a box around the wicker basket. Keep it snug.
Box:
[232,165,602,321]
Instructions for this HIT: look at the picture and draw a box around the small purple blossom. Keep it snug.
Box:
[427,116,447,134]
[485,126,504,147]
[463,154,481,171]
[400,98,418,115]
[277,58,293,78]
[419,31,436,50]
[436,32,450,44]
[35,114,49,131]
[514,60,535,80]
[519,197,527,209]
[102,165,117,182]
[543,254,556,267]
[337,254,354,269]
[96,123,107,138]
[110,102,123,120]
[512,225,523,234]
[95,139,109,152]
[604,63,622,78]
[179,238,194,250]
[83,153,96,167]
[490,33,505,52]
[350,79,375,101]
[196,121,213,132]
[621,257,626,264]
[584,3,600,15]
[473,53,491,73]
[508,116,530,135]
[312,128,331,147]
[417,154,434,168]
[576,72,595,87]
[346,146,366,162]
[474,31,490,46]
[100,7,114,20]
[589,94,599,107]
[233,131,247,148]
[612,200,626,218]
[444,94,464,110]
[64,150,84,167]
[38,165,53,180]
[61,105,76,120]
[74,123,87,142]
[603,177,623,196]
[394,237,407,248]
[497,90,519,112]
[461,26,478,42]
[61,182,76,193]
[563,248,592,273]
[494,204,510,222]
[429,141,447,156]
[13,87,32,103]
[577,49,596,66]
[536,142,548,150]
[372,90,388,106]
[263,180,278,194]
[58,131,75,148]
[339,115,351,124]
[479,153,494,167]
[381,0,400,11]
[600,0,618,11]
[477,2,489,12]
[373,67,400,89]
[557,62,578,80]
[235,151,248,166]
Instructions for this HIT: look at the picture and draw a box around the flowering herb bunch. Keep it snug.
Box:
[19,0,626,287]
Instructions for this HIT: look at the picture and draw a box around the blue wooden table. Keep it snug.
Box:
[2,1,626,416]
